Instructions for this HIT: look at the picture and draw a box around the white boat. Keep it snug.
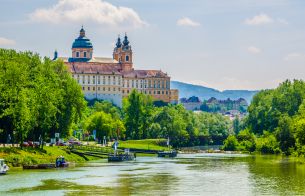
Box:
[0,159,9,174]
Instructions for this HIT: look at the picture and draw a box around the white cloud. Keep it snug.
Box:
[29,0,147,28]
[0,37,16,45]
[244,14,273,25]
[177,17,200,27]
[277,18,288,25]
[247,46,261,54]
[284,53,305,61]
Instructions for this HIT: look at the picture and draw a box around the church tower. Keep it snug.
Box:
[69,26,93,62]
[113,33,133,71]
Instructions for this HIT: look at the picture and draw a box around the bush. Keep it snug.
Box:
[237,129,256,152]
[223,135,239,151]
[256,133,280,154]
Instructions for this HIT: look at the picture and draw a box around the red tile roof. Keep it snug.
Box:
[66,61,169,78]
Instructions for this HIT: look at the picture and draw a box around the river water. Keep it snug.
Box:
[1,153,305,196]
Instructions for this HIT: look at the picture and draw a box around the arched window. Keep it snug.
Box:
[126,55,129,62]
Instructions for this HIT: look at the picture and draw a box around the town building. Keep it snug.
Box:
[54,27,178,107]
[180,96,202,111]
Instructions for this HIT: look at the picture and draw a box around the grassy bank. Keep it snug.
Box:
[118,139,169,151]
[0,146,97,167]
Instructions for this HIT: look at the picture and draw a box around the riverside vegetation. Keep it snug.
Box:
[0,49,232,165]
[2,49,305,164]
[223,79,305,158]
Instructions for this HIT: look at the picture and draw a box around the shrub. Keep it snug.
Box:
[237,129,256,152]
[223,135,239,151]
[256,133,280,154]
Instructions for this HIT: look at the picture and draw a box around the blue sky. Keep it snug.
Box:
[1,0,305,90]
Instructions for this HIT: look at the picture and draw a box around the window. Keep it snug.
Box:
[84,52,87,58]
[88,87,90,90]
[103,87,105,91]
[98,87,100,91]
[82,75,85,84]
[123,90,125,93]
[113,87,116,91]
[93,87,95,91]
[82,87,85,90]
[76,52,79,57]
[126,55,129,62]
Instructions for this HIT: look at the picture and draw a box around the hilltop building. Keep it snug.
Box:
[180,96,202,111]
[54,27,178,107]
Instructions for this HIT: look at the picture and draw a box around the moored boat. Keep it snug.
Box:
[157,150,178,158]
[108,149,135,162]
[55,156,69,168]
[0,159,9,174]
[23,163,56,169]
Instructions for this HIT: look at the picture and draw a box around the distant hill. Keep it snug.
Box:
[171,81,258,104]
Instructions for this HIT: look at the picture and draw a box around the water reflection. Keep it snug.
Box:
[1,154,305,195]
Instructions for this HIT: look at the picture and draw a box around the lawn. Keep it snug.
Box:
[118,139,169,151]
[0,146,97,167]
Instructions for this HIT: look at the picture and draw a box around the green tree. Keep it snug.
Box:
[223,135,239,151]
[123,89,144,139]
[275,115,295,155]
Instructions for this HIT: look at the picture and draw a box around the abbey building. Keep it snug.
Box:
[54,27,179,107]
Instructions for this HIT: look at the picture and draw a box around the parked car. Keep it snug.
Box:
[22,142,29,147]
[68,141,82,146]
[27,141,40,147]
[56,141,67,146]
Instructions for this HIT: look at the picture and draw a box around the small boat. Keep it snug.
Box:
[108,149,135,162]
[157,150,178,158]
[0,159,9,174]
[55,156,69,168]
[157,137,178,158]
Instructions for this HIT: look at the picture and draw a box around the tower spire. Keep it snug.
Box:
[123,32,129,49]
[80,26,85,37]
[116,34,122,48]
[53,49,58,60]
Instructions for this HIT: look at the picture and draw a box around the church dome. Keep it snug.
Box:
[72,27,93,49]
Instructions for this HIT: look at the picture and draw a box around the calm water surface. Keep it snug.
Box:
[1,153,305,196]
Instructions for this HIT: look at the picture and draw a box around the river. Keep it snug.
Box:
[1,153,305,195]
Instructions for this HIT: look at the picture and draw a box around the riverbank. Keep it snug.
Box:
[0,146,97,168]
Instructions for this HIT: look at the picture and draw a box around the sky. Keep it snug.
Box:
[0,0,305,91]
